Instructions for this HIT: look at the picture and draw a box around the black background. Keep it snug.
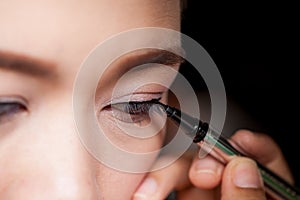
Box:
[180,1,299,187]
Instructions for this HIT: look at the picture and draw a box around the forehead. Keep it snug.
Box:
[0,0,180,70]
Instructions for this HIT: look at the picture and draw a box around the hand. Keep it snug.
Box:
[133,130,294,200]
[132,150,194,200]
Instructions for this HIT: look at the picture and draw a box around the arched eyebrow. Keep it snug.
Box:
[0,49,184,81]
[110,48,185,75]
[0,51,57,80]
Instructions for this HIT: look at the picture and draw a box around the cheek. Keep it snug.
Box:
[0,129,145,199]
[98,113,166,153]
[95,167,146,199]
[0,153,145,200]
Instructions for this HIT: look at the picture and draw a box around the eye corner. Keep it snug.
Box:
[0,95,29,125]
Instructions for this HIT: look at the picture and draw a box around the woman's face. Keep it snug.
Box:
[0,1,181,199]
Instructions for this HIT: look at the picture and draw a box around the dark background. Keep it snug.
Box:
[180,1,299,187]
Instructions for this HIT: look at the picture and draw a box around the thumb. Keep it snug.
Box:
[221,157,266,200]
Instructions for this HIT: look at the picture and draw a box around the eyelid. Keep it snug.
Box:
[99,92,163,110]
[103,98,161,124]
[0,95,28,106]
[0,96,28,124]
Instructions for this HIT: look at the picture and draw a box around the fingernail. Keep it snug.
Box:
[133,177,157,199]
[233,159,264,189]
[195,157,222,176]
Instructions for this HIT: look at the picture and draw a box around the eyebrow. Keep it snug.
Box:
[96,48,185,84]
[95,48,185,104]
[145,49,185,66]
[0,51,57,79]
[118,49,185,73]
[0,49,184,81]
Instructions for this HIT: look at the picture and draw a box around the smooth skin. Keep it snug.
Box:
[0,0,294,199]
[0,1,180,199]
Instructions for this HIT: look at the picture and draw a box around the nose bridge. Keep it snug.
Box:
[21,103,100,199]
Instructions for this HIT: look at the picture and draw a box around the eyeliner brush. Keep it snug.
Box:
[156,102,300,200]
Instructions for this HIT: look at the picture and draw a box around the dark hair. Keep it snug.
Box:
[181,0,188,11]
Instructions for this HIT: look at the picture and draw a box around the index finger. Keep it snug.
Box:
[230,129,294,184]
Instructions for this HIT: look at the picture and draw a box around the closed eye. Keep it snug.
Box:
[0,100,27,124]
[104,98,161,124]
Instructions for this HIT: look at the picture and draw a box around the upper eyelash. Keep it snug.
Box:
[0,96,28,105]
[101,93,163,109]
[110,98,161,114]
[120,102,154,114]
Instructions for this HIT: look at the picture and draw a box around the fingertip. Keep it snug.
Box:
[232,129,275,147]
[231,158,264,189]
[133,177,158,200]
[221,157,266,200]
[189,156,223,189]
[231,129,282,163]
[231,129,256,142]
